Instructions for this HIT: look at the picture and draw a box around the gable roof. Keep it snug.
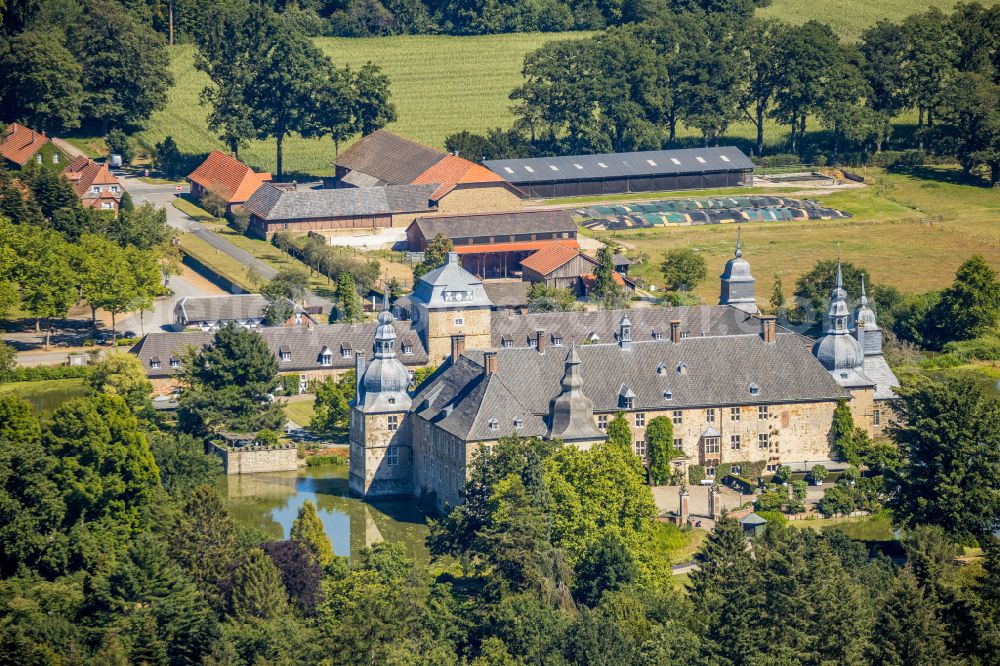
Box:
[484,146,755,184]
[245,183,436,222]
[62,156,121,201]
[408,209,577,242]
[132,321,428,377]
[187,150,271,203]
[410,154,510,200]
[1,123,52,166]
[335,130,447,185]
[413,333,851,442]
[520,243,589,276]
[173,294,269,323]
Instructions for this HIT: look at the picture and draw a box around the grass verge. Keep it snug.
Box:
[177,232,255,292]
[172,196,220,222]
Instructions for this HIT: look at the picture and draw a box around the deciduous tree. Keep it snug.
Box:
[660,247,706,292]
[0,30,83,133]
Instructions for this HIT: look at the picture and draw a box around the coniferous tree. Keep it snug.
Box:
[290,500,334,568]
[129,609,169,666]
[335,271,364,323]
[230,547,288,620]
[645,416,675,485]
[770,274,786,315]
[170,486,240,610]
[573,532,637,607]
[874,566,954,665]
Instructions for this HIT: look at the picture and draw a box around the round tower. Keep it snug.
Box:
[812,259,865,373]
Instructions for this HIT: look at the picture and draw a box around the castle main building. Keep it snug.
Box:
[350,242,899,507]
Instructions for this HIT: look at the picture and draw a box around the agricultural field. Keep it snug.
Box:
[131,0,1000,176]
[600,168,1000,301]
[760,0,1000,42]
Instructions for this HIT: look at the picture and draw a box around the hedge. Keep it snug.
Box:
[688,464,705,485]
[1,365,94,382]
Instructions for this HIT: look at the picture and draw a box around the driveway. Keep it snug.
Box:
[118,266,226,336]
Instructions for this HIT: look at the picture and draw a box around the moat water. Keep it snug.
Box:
[216,466,432,562]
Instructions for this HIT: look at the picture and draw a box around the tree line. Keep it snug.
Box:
[1,323,998,662]
[446,1,1000,184]
[0,165,175,345]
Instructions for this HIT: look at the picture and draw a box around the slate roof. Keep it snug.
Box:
[413,333,851,441]
[520,243,587,276]
[174,295,268,323]
[411,252,493,310]
[131,321,428,377]
[482,281,529,309]
[484,146,755,184]
[0,123,51,166]
[408,209,577,242]
[335,130,447,185]
[410,154,511,200]
[488,305,781,348]
[187,150,271,203]
[245,183,436,221]
[862,356,900,401]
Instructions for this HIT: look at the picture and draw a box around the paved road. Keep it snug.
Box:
[119,267,225,335]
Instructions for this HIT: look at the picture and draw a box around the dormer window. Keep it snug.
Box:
[656,363,668,375]
[401,341,413,355]
[619,385,635,410]
[677,363,688,375]
[341,344,352,358]
[749,383,760,396]
[488,418,499,431]
[279,346,291,362]
[513,417,523,429]
[680,332,689,339]
[528,337,537,348]
[319,346,333,366]
[169,357,180,368]
[663,389,673,401]
[586,332,599,343]
[149,357,161,369]
[552,335,563,346]
[653,331,663,340]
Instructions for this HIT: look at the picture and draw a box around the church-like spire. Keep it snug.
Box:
[859,274,868,306]
[813,255,864,372]
[718,226,758,314]
[548,346,605,442]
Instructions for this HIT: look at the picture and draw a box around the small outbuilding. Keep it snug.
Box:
[739,512,768,536]
[484,146,755,198]
[187,150,272,212]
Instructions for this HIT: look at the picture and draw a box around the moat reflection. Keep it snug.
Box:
[217,466,431,562]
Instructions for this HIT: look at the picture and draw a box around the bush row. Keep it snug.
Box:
[1,364,95,383]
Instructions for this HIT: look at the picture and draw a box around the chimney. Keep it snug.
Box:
[760,316,776,344]
[450,334,465,362]
[483,351,497,376]
[670,320,681,343]
[535,329,545,354]
[354,351,366,399]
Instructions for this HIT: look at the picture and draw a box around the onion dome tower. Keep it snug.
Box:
[547,346,606,444]
[812,259,865,374]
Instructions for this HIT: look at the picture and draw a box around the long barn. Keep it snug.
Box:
[483,146,754,198]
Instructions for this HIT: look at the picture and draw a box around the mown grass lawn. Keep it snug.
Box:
[177,232,256,292]
[788,512,896,541]
[607,167,1000,300]
[282,397,316,428]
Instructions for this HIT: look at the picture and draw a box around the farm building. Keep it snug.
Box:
[245,182,437,239]
[1,123,68,170]
[187,150,272,212]
[333,129,524,214]
[483,146,754,198]
[405,209,578,278]
[520,244,635,296]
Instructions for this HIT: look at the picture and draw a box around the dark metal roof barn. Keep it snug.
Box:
[484,146,755,198]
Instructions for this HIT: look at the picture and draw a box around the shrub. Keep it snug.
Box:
[818,485,857,517]
[754,153,801,168]
[4,365,94,382]
[105,128,133,165]
[278,374,300,396]
[808,465,828,485]
[772,465,793,485]
[756,510,788,525]
[229,208,250,234]
[755,490,784,512]
[199,190,227,218]
[688,465,705,485]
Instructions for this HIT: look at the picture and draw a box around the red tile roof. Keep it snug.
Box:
[187,150,271,203]
[451,239,579,255]
[0,123,51,166]
[582,272,628,288]
[411,154,508,200]
[519,243,586,275]
[62,156,122,207]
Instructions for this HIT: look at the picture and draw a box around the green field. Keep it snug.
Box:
[606,168,1000,300]
[131,0,1000,176]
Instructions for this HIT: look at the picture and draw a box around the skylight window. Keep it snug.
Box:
[574,164,584,169]
[597,162,608,168]
[549,165,559,171]
[524,166,535,173]
[504,167,514,174]
[696,156,707,164]
[647,159,657,166]
[670,158,681,165]
[720,155,731,162]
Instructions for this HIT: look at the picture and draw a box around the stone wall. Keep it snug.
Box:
[436,184,523,216]
[412,415,483,509]
[213,444,299,475]
[597,400,840,477]
[348,408,413,498]
[423,307,492,364]
[848,387,877,437]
